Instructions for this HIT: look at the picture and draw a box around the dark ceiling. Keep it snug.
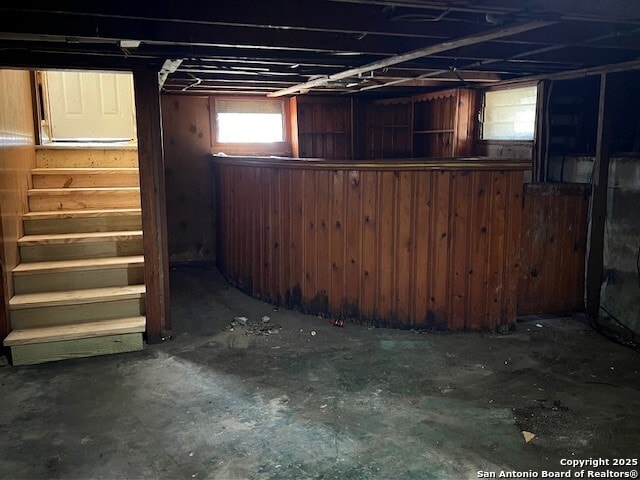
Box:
[0,1,639,97]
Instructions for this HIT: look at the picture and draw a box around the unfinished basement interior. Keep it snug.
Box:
[0,1,639,478]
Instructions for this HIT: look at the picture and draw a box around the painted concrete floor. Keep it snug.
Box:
[1,266,639,480]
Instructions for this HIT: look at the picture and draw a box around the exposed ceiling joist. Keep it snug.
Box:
[268,19,556,97]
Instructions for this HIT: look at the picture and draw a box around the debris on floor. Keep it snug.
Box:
[522,431,536,443]
[227,316,282,335]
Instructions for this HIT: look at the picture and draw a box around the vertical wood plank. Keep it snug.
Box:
[361,171,378,319]
[413,171,431,324]
[290,169,305,310]
[396,171,413,323]
[345,170,361,318]
[431,171,450,328]
[316,170,331,313]
[280,170,292,306]
[271,169,282,305]
[487,171,507,328]
[449,171,471,329]
[330,170,346,316]
[303,170,318,312]
[378,171,395,321]
[503,171,523,323]
[467,172,489,329]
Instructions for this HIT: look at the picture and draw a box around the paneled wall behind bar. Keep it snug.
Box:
[518,183,590,315]
[216,159,526,330]
[0,69,37,342]
[365,100,412,158]
[291,97,353,159]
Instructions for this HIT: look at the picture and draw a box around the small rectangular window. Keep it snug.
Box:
[482,86,537,141]
[215,99,285,144]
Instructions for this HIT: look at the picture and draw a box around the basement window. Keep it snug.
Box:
[212,98,292,158]
[481,85,537,141]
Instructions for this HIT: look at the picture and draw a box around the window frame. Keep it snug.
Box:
[210,96,292,156]
[479,83,538,143]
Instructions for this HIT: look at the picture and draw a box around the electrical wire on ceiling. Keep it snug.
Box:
[181,73,202,92]
[388,9,450,22]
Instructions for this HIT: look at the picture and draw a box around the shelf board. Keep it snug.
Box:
[413,129,455,134]
[299,131,350,135]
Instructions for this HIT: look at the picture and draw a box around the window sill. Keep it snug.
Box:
[212,142,292,157]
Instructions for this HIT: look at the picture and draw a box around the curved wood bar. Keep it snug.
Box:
[214,156,528,330]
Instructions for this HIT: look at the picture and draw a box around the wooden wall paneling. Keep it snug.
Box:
[214,164,223,272]
[215,158,527,330]
[262,168,273,302]
[270,169,282,305]
[467,172,490,329]
[432,171,451,327]
[396,171,413,323]
[413,171,431,324]
[487,171,508,328]
[316,170,331,313]
[528,194,547,307]
[502,171,523,323]
[0,70,37,343]
[449,171,471,329]
[330,170,346,315]
[303,169,318,312]
[360,171,378,319]
[572,194,589,309]
[291,97,353,160]
[517,183,590,315]
[161,95,215,263]
[290,169,305,309]
[377,171,395,321]
[345,170,361,318]
[228,166,237,281]
[541,191,561,309]
[556,195,575,310]
[133,69,171,342]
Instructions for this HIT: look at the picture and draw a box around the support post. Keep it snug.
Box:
[133,69,172,342]
[585,73,614,320]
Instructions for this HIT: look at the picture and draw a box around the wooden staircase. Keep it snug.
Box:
[3,147,146,365]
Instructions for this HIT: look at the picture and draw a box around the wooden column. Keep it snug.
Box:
[133,69,172,343]
[585,73,614,320]
[534,80,551,182]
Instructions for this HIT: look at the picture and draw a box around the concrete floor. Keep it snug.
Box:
[1,266,639,479]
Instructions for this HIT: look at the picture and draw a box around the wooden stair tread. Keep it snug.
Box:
[3,316,146,346]
[13,255,144,275]
[32,168,139,174]
[18,230,143,246]
[28,187,140,195]
[9,284,146,310]
[24,209,141,220]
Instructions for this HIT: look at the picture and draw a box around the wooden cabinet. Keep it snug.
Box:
[365,99,412,159]
[290,97,353,159]
[289,89,477,160]
[365,88,477,159]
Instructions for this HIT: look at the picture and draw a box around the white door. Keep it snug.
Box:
[45,70,136,142]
